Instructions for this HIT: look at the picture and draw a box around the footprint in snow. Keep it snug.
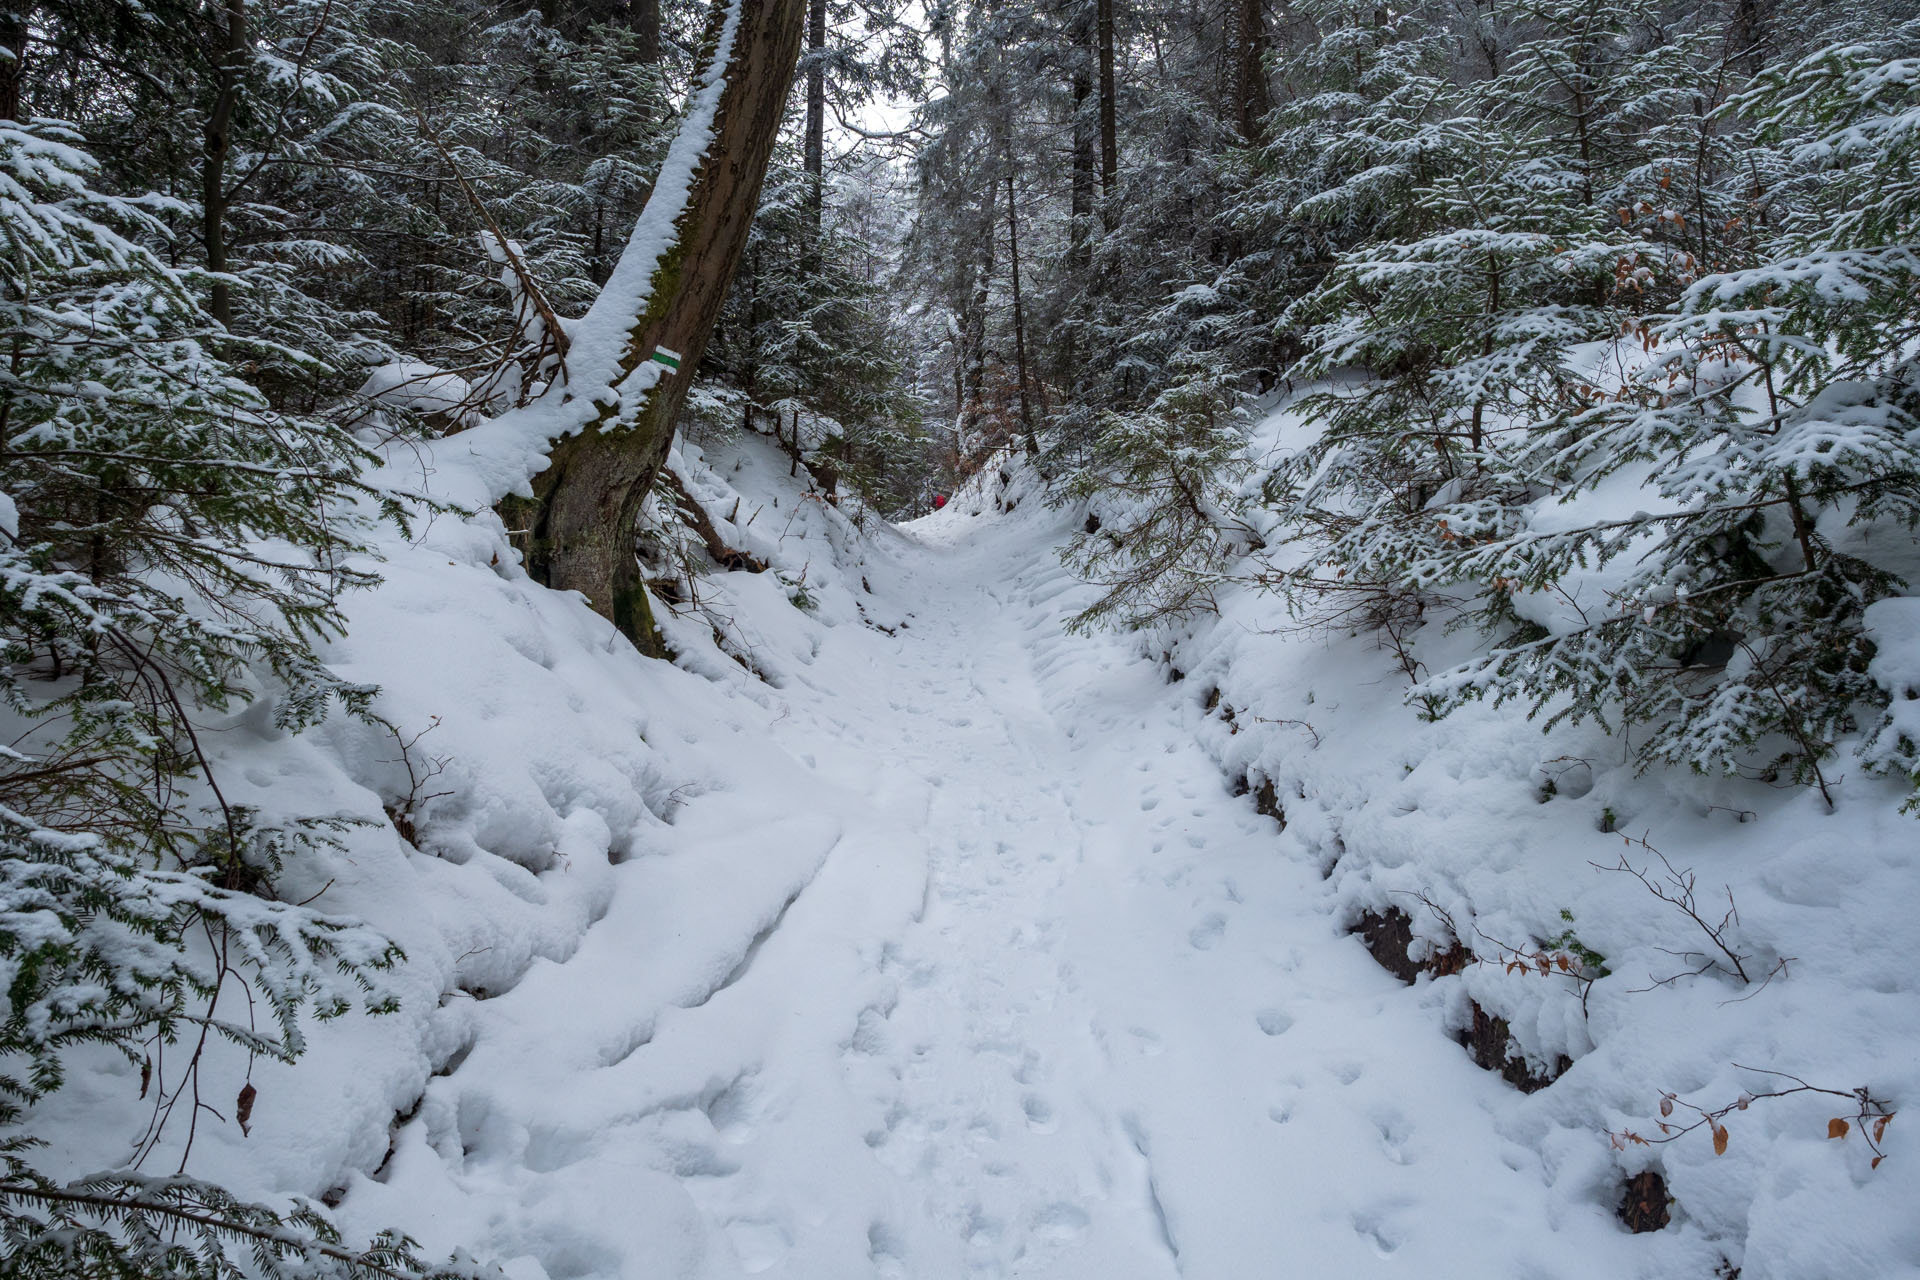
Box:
[1022,1095,1057,1134]
[723,1220,791,1274]
[1254,1009,1293,1036]
[1129,1027,1165,1057]
[1033,1203,1089,1242]
[1352,1206,1408,1258]
[867,1223,907,1279]
[1189,913,1227,949]
[965,1208,1003,1249]
[1369,1107,1412,1165]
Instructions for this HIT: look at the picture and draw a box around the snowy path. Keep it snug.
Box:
[353,507,1646,1280]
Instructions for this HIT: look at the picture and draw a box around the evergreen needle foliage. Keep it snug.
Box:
[0,108,455,1279]
[1008,0,1920,808]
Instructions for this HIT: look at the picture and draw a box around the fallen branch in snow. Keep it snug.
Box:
[660,465,768,573]
[1242,714,1321,748]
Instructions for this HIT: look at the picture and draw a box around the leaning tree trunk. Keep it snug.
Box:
[520,0,807,654]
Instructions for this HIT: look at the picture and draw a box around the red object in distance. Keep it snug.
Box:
[932,494,948,509]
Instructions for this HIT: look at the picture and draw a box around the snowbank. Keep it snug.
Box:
[30,399,1917,1280]
[1051,394,1920,1279]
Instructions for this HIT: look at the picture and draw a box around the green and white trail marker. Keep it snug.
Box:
[651,345,682,372]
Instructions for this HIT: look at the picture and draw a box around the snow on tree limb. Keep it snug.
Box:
[439,0,747,505]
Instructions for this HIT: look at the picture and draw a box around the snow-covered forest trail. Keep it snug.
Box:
[352,500,1649,1280]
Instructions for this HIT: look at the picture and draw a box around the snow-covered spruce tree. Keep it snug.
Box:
[35,0,424,412]
[1257,0,1705,662]
[1246,0,1458,307]
[1407,25,1920,804]
[1063,351,1260,630]
[0,121,476,1277]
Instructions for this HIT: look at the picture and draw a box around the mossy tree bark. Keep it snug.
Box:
[523,0,807,655]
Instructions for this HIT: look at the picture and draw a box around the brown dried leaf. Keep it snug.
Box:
[1660,1096,1674,1118]
[1712,1126,1729,1156]
[1874,1115,1891,1143]
[139,1058,151,1101]
[1872,1156,1883,1170]
[237,1082,258,1138]
[1828,1118,1850,1141]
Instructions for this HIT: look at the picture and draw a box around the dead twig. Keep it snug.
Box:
[1596,834,1752,985]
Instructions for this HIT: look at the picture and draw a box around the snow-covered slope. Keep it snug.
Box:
[1067,395,1920,1280]
[37,416,1916,1280]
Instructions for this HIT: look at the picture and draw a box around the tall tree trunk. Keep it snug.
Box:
[1070,3,1095,272]
[523,0,808,653]
[633,0,661,60]
[203,0,246,328]
[958,184,996,447]
[1097,0,1117,225]
[1231,0,1271,143]
[952,319,966,446]
[803,0,826,235]
[1005,165,1036,456]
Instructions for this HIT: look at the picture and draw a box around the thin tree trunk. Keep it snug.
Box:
[1070,4,1095,271]
[958,187,995,446]
[1005,166,1037,457]
[203,0,247,328]
[1231,0,1271,143]
[523,0,808,653]
[1469,253,1499,455]
[952,329,965,443]
[1097,0,1117,225]
[803,0,826,235]
[633,0,661,60]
